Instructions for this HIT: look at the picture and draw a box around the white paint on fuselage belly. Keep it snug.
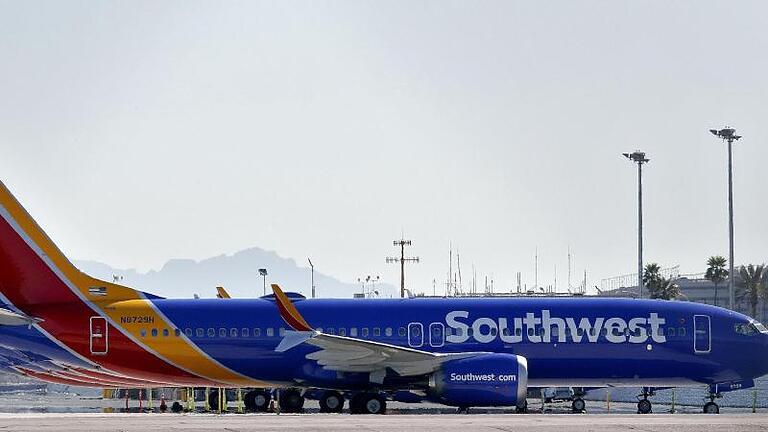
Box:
[528,378,703,388]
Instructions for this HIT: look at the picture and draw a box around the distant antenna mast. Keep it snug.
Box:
[568,246,571,291]
[457,249,462,295]
[534,247,539,290]
[386,238,420,298]
[447,244,452,297]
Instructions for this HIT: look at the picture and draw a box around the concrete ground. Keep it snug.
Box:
[1,412,768,432]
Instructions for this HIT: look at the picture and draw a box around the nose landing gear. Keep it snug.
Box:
[636,387,655,414]
[703,392,721,414]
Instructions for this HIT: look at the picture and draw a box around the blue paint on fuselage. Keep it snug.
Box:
[150,296,768,389]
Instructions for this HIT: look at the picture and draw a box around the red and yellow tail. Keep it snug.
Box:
[0,180,149,307]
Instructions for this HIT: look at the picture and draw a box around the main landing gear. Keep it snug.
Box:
[349,393,387,414]
[637,388,655,414]
[703,392,721,414]
[319,390,345,413]
[244,389,271,412]
[278,388,305,413]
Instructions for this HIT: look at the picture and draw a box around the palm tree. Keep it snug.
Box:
[648,276,682,300]
[705,256,728,307]
[734,264,767,319]
[642,263,661,297]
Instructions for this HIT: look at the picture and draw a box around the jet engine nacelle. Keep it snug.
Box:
[428,353,528,408]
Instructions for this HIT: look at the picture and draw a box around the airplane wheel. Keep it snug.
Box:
[637,398,652,414]
[703,401,720,414]
[244,390,270,412]
[571,397,586,412]
[279,389,305,413]
[319,391,344,413]
[171,401,183,413]
[360,393,386,414]
[516,400,528,413]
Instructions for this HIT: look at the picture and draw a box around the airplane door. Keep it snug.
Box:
[408,322,423,348]
[429,322,445,347]
[90,316,108,355]
[694,315,711,354]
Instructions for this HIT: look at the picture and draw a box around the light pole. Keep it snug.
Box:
[308,258,315,299]
[623,151,649,298]
[710,126,741,311]
[258,268,268,296]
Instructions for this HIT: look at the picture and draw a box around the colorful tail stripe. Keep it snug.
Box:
[0,181,259,386]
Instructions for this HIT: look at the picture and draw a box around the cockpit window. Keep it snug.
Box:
[752,320,768,334]
[734,320,768,336]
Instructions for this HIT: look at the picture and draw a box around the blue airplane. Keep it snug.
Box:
[1,180,767,414]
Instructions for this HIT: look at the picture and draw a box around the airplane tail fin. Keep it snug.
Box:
[0,181,158,309]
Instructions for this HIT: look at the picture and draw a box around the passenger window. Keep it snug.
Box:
[445,327,452,336]
[362,328,369,337]
[589,328,596,336]
[207,328,215,337]
[489,327,497,337]
[456,328,464,337]
[140,328,147,337]
[385,328,393,337]
[528,328,535,337]
[350,328,358,337]
[174,328,180,337]
[502,328,510,336]
[266,328,274,337]
[600,329,607,337]
[467,328,474,337]
[279,327,286,337]
[219,328,227,338]
[254,328,261,337]
[327,327,335,335]
[373,327,381,337]
[196,328,204,338]
[667,327,675,337]
[241,328,249,337]
[151,328,158,337]
[338,328,346,337]
[577,328,584,336]
[230,328,238,338]
[516,328,522,336]
[399,327,407,337]
[552,328,559,337]
[185,328,193,337]
[162,328,169,337]
[679,327,686,337]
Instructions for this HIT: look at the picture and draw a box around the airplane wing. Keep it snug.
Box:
[270,284,484,383]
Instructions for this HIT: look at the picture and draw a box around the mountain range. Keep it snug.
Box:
[74,247,397,300]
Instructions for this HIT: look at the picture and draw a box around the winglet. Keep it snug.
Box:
[271,284,313,331]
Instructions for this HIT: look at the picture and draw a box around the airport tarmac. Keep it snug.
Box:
[1,412,768,432]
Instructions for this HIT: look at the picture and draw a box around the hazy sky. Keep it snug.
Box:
[1,1,766,295]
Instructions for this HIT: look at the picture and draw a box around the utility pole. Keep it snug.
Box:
[623,151,649,298]
[386,239,419,298]
[710,127,742,311]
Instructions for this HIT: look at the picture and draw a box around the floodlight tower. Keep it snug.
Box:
[308,258,315,299]
[386,239,419,298]
[258,268,268,296]
[710,126,742,310]
[623,151,649,298]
